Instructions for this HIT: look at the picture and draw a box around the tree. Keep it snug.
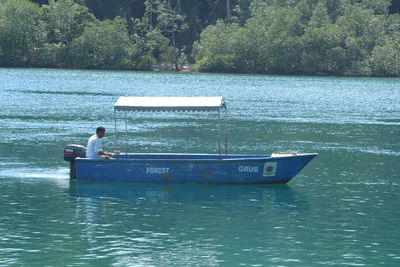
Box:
[148,0,187,71]
[37,0,96,67]
[244,2,305,74]
[356,0,391,15]
[68,17,132,69]
[43,0,95,44]
[129,34,156,70]
[232,0,253,25]
[301,1,346,74]
[369,32,400,76]
[0,0,46,66]
[193,21,242,72]
[335,3,386,75]
[145,28,172,64]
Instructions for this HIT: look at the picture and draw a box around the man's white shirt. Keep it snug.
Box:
[86,134,103,159]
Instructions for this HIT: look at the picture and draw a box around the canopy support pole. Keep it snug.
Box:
[218,109,221,156]
[224,107,228,156]
[125,111,128,154]
[114,110,117,151]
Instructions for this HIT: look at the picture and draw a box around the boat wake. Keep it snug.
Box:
[0,167,69,179]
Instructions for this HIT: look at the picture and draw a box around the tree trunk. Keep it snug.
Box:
[122,2,134,35]
[172,30,179,71]
[148,12,153,31]
[226,0,231,19]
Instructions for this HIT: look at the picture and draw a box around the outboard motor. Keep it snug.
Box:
[64,144,86,179]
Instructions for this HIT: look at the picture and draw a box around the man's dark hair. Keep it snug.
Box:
[96,126,106,133]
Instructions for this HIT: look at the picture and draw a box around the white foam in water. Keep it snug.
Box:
[0,167,70,179]
[0,167,71,189]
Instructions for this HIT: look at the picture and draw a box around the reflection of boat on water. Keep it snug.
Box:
[64,97,317,184]
[70,181,309,262]
[69,180,306,211]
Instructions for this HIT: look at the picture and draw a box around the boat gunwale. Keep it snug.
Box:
[75,153,318,163]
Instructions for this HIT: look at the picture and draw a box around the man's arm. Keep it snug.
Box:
[98,151,113,157]
[94,139,112,157]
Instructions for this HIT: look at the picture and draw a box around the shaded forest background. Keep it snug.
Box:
[0,0,399,76]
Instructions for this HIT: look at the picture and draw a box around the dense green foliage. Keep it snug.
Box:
[0,0,46,66]
[0,0,399,76]
[194,0,400,76]
[0,0,175,70]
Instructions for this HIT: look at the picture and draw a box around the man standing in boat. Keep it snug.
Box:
[86,126,113,159]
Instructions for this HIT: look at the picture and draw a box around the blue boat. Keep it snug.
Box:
[64,97,317,184]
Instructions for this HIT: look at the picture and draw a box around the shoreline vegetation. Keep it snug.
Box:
[0,0,399,77]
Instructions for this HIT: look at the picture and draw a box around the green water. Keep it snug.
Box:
[0,68,399,266]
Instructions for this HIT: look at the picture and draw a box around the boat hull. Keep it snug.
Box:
[74,153,317,184]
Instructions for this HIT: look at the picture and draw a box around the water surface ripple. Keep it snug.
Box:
[0,68,399,266]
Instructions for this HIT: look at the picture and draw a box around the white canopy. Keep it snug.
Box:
[114,96,226,112]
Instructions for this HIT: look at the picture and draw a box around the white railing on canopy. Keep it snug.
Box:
[114,96,225,112]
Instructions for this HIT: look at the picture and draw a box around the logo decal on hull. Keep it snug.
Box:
[263,162,277,177]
